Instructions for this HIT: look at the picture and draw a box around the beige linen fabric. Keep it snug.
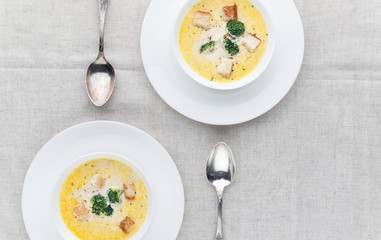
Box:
[0,0,380,239]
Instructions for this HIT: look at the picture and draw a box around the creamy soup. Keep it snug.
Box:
[179,0,268,83]
[59,158,149,240]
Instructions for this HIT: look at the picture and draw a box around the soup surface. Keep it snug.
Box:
[59,158,149,240]
[179,0,268,83]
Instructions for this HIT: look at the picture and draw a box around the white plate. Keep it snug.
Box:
[22,121,184,240]
[141,0,304,125]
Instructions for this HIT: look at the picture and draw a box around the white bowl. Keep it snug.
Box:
[51,152,154,240]
[173,0,276,91]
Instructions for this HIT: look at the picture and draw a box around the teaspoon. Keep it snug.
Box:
[86,0,115,106]
[206,142,236,240]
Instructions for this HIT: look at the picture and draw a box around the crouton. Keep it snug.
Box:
[217,58,234,78]
[193,11,212,30]
[242,33,261,52]
[119,216,135,233]
[222,5,238,21]
[123,183,136,200]
[73,202,89,219]
[91,174,105,189]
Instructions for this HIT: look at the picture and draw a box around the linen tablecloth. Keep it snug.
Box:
[0,0,380,239]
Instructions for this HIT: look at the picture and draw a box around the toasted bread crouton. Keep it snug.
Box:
[217,58,234,78]
[193,11,212,30]
[120,216,135,233]
[222,5,238,21]
[73,202,89,219]
[123,183,136,200]
[91,174,105,189]
[242,33,261,52]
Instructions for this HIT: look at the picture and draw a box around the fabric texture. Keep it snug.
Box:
[0,0,380,239]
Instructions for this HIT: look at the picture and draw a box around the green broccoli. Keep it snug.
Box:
[226,20,245,37]
[223,38,239,56]
[101,204,114,216]
[91,194,107,215]
[108,189,123,204]
[200,41,216,53]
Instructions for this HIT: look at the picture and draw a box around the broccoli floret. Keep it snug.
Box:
[108,189,123,204]
[91,205,102,215]
[223,38,239,56]
[101,204,114,216]
[90,194,113,216]
[91,194,107,215]
[226,20,245,37]
[200,41,216,53]
[91,195,107,207]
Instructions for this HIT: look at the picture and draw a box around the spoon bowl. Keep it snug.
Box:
[206,142,236,191]
[86,55,115,106]
[206,142,236,240]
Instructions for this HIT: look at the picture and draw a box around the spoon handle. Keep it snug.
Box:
[216,191,223,240]
[98,0,109,54]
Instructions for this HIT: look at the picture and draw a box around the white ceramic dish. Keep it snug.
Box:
[22,121,184,240]
[173,0,276,90]
[141,0,304,125]
[52,152,153,240]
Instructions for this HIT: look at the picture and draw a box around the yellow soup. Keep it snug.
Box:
[179,0,268,83]
[59,158,149,240]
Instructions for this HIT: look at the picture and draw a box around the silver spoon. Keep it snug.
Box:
[206,142,236,240]
[86,0,115,107]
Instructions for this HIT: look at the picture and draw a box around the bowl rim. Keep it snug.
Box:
[173,0,276,91]
[51,152,154,240]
